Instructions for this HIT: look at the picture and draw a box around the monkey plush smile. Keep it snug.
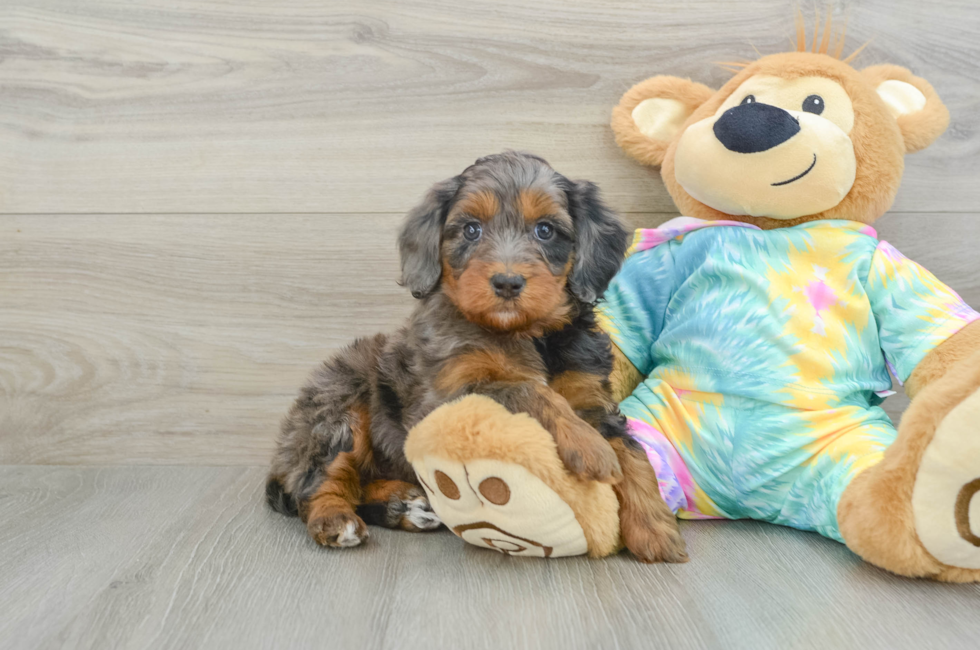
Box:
[771,153,816,186]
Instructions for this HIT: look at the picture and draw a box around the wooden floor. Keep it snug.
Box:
[3,466,980,650]
[1,1,979,648]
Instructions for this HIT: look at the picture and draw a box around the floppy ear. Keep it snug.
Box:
[398,176,462,299]
[564,180,630,304]
[862,65,949,153]
[611,76,715,167]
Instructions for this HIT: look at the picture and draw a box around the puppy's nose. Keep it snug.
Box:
[491,273,526,299]
[713,102,800,153]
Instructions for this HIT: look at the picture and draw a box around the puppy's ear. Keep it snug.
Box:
[564,180,629,304]
[611,76,715,167]
[398,176,462,298]
[862,65,949,153]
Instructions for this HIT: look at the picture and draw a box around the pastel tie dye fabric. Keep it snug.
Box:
[598,217,979,541]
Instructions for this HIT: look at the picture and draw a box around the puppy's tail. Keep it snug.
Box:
[265,475,299,517]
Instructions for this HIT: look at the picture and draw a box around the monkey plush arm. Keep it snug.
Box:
[905,320,980,398]
[865,241,980,394]
[839,247,980,581]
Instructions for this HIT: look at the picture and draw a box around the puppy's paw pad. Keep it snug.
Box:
[308,512,368,548]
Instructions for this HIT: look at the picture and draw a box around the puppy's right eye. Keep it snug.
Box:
[534,222,554,241]
[740,95,756,105]
[463,223,483,241]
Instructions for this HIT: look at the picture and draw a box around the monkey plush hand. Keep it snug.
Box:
[604,23,980,581]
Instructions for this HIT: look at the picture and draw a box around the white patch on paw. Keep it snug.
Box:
[406,498,441,530]
[912,388,980,569]
[337,521,364,547]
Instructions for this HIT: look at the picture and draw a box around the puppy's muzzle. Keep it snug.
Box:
[491,273,526,299]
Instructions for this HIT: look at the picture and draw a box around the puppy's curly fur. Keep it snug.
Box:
[267,152,686,562]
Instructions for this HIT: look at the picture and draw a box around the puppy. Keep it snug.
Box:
[267,151,686,562]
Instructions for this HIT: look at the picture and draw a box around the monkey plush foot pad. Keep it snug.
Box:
[416,457,588,557]
[912,387,980,570]
[405,395,622,559]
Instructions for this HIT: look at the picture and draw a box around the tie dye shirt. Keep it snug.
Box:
[597,217,978,539]
[599,217,979,411]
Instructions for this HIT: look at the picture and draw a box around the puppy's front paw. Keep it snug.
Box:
[308,511,369,548]
[390,487,442,532]
[621,517,688,564]
[557,420,622,484]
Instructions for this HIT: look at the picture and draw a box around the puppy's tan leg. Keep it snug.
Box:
[436,352,621,483]
[360,480,441,532]
[532,384,623,484]
[303,404,374,548]
[610,438,688,563]
[304,452,369,548]
[539,371,622,483]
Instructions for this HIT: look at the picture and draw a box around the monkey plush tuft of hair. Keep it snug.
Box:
[597,14,980,581]
[268,151,686,562]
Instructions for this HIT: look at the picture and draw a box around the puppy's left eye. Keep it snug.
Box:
[463,223,483,241]
[802,95,825,115]
[534,222,554,241]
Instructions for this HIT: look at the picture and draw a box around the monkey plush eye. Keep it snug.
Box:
[802,95,825,115]
[534,222,554,241]
[463,223,483,241]
[740,95,756,105]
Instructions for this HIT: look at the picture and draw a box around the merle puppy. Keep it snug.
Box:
[267,152,686,563]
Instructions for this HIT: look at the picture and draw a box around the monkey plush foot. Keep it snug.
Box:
[911,386,980,580]
[405,395,622,558]
[839,356,980,582]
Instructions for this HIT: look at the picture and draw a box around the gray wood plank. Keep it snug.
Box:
[2,213,977,465]
[0,466,977,650]
[1,0,978,214]
[0,213,414,464]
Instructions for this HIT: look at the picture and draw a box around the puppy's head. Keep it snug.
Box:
[398,152,628,334]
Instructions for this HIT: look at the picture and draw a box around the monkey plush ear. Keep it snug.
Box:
[611,76,715,167]
[862,65,949,153]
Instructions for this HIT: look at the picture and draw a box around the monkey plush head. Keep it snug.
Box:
[612,42,949,229]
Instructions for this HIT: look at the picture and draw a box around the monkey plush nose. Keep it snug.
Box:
[713,102,801,153]
[491,273,526,299]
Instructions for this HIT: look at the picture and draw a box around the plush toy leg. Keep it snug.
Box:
[838,351,980,582]
[405,395,622,558]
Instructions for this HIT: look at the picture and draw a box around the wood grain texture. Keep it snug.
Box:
[0,213,412,464]
[1,0,979,214]
[2,213,978,465]
[0,466,977,650]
